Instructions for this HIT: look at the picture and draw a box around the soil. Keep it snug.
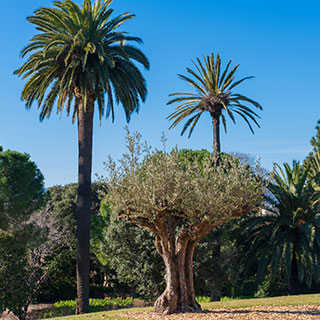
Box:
[1,305,53,320]
[116,305,320,319]
[2,304,320,319]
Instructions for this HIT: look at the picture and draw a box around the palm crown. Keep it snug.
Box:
[239,162,320,292]
[167,53,262,156]
[15,0,149,122]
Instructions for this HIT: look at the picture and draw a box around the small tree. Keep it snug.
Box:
[105,132,265,314]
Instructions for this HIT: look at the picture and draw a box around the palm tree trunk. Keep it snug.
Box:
[76,98,94,314]
[211,115,221,165]
[209,114,222,301]
[289,254,300,295]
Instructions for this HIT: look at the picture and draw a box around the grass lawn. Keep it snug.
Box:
[46,294,320,319]
[202,293,320,309]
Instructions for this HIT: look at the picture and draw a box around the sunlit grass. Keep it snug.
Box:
[46,293,320,319]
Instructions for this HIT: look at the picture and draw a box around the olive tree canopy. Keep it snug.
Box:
[105,131,265,314]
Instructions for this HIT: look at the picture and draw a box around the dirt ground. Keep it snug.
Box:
[1,304,52,320]
[2,304,320,319]
[116,305,320,320]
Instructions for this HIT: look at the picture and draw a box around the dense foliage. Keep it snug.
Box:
[103,217,165,300]
[0,148,44,230]
[36,183,108,302]
[41,298,134,319]
[238,161,320,294]
[15,0,149,122]
[106,132,264,232]
[0,148,45,320]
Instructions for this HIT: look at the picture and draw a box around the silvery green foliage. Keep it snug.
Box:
[105,130,265,235]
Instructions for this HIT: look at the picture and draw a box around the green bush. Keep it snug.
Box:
[196,296,211,303]
[42,298,135,318]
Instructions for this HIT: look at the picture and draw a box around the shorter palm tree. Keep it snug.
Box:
[167,53,262,161]
[238,162,320,294]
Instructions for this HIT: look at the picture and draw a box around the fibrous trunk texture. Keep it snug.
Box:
[289,254,300,295]
[211,115,221,165]
[76,98,94,314]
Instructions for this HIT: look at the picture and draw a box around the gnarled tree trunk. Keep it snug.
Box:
[153,216,205,314]
[154,239,201,314]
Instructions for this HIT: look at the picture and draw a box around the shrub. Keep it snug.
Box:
[42,298,135,318]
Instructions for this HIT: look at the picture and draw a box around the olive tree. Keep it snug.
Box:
[105,132,265,314]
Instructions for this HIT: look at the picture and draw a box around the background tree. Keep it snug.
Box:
[167,53,262,162]
[104,131,265,314]
[238,161,320,294]
[37,183,107,303]
[103,214,165,300]
[0,148,45,320]
[0,228,41,320]
[0,148,44,230]
[15,0,149,313]
[193,226,238,300]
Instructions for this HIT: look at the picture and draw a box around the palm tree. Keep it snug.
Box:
[167,53,262,162]
[238,162,320,294]
[308,151,320,181]
[15,0,149,314]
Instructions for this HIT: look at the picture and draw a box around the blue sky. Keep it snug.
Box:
[1,0,319,187]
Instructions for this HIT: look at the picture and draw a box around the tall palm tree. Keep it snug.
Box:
[15,0,149,314]
[238,162,320,294]
[167,53,262,162]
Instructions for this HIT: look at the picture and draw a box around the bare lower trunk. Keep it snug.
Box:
[211,115,221,165]
[185,240,201,308]
[76,98,94,314]
[289,254,300,295]
[154,239,201,314]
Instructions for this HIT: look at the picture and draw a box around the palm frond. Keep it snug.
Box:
[167,53,261,145]
[16,0,149,123]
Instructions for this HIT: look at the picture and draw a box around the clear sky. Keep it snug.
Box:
[1,0,319,187]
